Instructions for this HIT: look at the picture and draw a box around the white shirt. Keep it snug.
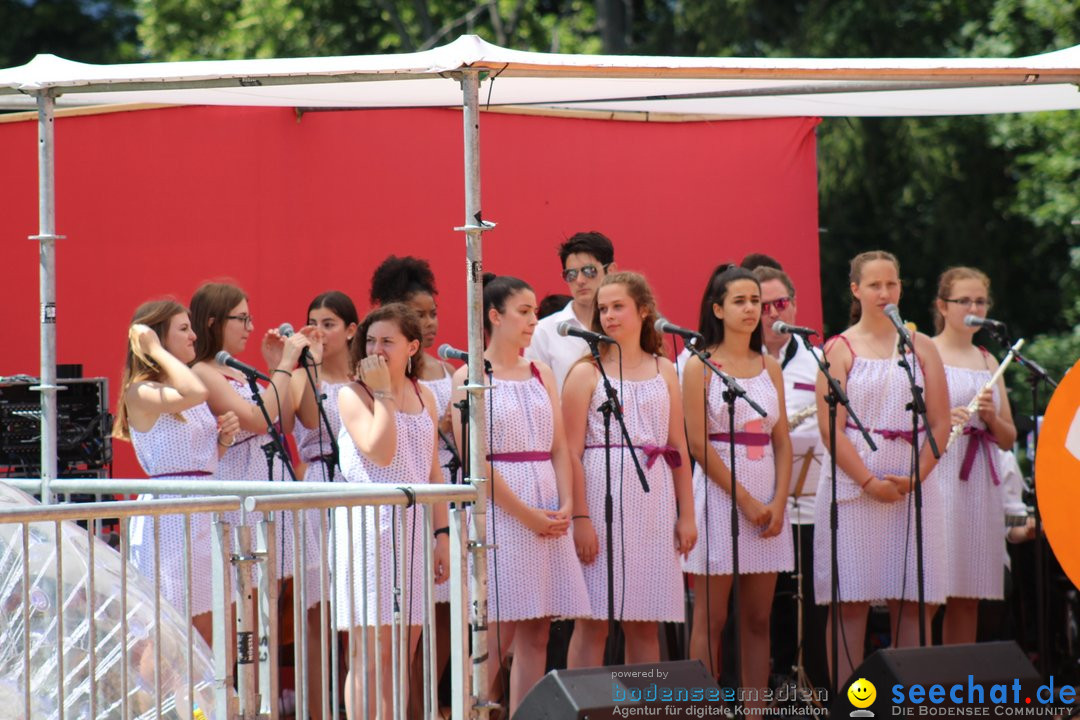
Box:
[525,301,590,393]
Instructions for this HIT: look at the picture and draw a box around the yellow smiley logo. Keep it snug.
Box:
[848,678,877,709]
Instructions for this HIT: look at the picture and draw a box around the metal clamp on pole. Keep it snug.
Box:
[453,220,497,233]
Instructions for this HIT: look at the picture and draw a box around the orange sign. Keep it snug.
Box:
[1034,358,1080,591]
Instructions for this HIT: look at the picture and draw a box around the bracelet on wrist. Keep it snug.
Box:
[372,390,395,401]
[433,526,450,538]
[572,515,590,520]
[272,368,292,377]
[218,435,236,448]
[859,474,874,489]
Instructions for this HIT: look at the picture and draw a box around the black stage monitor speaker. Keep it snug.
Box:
[514,659,723,720]
[832,641,1072,717]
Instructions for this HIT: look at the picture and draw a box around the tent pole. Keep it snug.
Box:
[31,90,63,506]
[458,68,496,720]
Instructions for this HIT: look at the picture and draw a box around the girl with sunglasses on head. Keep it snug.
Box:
[115,299,239,644]
[333,303,450,720]
[449,274,589,714]
[812,251,950,685]
[287,290,360,720]
[680,264,794,699]
[930,267,1016,645]
[563,271,696,668]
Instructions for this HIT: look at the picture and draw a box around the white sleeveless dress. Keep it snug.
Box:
[938,361,1005,599]
[333,383,434,627]
[580,365,685,622]
[682,363,794,575]
[129,403,218,617]
[482,365,591,621]
[219,376,321,607]
[813,338,947,605]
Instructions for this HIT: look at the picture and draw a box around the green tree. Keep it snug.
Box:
[136,0,605,60]
[0,0,139,67]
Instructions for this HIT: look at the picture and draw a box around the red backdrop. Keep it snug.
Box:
[0,106,821,478]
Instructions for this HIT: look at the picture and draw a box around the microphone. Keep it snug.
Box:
[654,317,704,344]
[556,321,616,345]
[883,304,913,344]
[964,315,1007,331]
[437,343,469,363]
[278,322,313,365]
[771,320,818,338]
[215,350,271,382]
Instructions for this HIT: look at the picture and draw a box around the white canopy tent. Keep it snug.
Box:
[4,35,1080,717]
[3,34,1080,116]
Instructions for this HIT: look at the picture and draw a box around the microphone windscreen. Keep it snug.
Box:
[437,343,451,361]
[654,317,668,333]
[556,321,571,337]
[278,322,295,337]
[963,315,981,328]
[214,350,231,366]
[772,320,787,334]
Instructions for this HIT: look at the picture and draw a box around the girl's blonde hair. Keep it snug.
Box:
[112,299,189,441]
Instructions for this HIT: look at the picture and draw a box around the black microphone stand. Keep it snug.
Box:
[794,333,876,697]
[989,325,1056,676]
[587,339,649,665]
[439,429,462,484]
[247,373,298,482]
[300,357,340,480]
[893,330,938,648]
[683,342,765,696]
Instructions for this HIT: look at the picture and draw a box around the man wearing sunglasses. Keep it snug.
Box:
[751,263,829,690]
[526,231,615,392]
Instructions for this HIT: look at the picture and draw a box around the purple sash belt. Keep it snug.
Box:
[584,444,682,469]
[960,426,1001,485]
[846,421,923,446]
[793,382,816,392]
[486,451,552,463]
[150,470,212,478]
[707,432,770,447]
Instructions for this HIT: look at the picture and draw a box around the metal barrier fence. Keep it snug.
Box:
[0,478,478,720]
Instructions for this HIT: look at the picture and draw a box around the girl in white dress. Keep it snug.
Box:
[114,299,239,644]
[563,271,697,667]
[681,264,793,694]
[333,302,450,720]
[813,251,951,685]
[930,267,1015,645]
[289,290,359,720]
[370,256,459,696]
[450,274,590,715]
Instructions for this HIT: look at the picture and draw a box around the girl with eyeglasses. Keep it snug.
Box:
[563,271,696,667]
[189,282,320,648]
[680,264,793,698]
[812,251,951,685]
[930,267,1016,645]
[332,303,450,720]
[115,299,239,644]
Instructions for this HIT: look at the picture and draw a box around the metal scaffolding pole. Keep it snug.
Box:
[457,69,496,720]
[31,90,63,506]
